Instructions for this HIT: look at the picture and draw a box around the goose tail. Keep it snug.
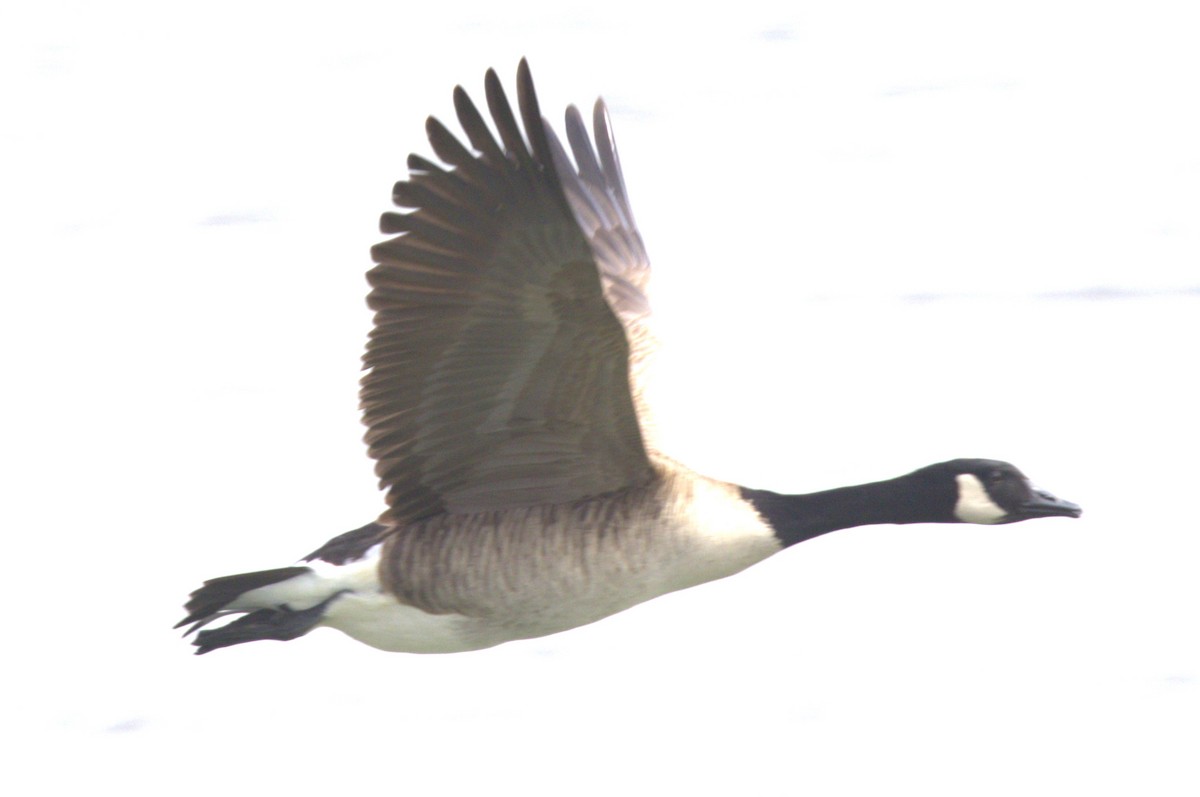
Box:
[175,566,341,655]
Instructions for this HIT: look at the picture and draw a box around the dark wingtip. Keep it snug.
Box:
[516,59,547,157]
[516,58,534,103]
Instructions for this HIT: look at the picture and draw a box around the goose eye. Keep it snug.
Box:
[987,470,1005,485]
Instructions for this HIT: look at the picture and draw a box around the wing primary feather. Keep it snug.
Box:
[593,100,634,224]
[409,169,501,217]
[516,59,554,177]
[425,116,496,189]
[377,210,488,249]
[453,85,507,164]
[390,179,492,229]
[379,211,410,235]
[543,125,606,232]
[406,153,441,174]
[517,59,578,222]
[367,241,475,278]
[484,68,533,170]
[425,116,472,166]
[565,104,606,190]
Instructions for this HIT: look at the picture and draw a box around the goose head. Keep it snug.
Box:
[922,458,1082,524]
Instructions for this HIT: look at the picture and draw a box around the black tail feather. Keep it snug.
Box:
[191,593,344,655]
[176,566,312,630]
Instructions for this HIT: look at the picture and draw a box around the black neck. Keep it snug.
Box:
[740,471,957,548]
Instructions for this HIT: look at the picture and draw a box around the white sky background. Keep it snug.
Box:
[2,1,1198,794]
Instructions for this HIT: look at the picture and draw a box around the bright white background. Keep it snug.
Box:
[2,1,1197,795]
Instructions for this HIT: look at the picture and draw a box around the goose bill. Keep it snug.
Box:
[1008,487,1082,521]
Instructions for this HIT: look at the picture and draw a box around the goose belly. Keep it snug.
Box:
[319,476,781,653]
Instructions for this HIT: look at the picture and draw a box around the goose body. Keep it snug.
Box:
[179,62,1081,655]
[270,471,775,653]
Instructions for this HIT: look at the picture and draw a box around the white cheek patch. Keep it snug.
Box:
[954,473,1009,524]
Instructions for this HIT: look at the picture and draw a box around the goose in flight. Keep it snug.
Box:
[178,61,1081,655]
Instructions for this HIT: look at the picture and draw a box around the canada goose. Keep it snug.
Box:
[178,61,1081,655]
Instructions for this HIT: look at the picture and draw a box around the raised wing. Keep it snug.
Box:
[544,98,661,454]
[363,60,656,522]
